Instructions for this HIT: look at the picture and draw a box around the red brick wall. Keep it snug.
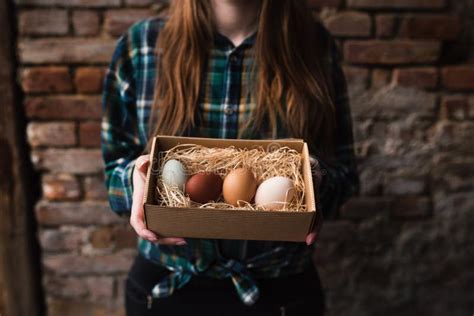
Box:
[14,0,474,315]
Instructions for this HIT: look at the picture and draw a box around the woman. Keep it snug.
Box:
[102,0,359,315]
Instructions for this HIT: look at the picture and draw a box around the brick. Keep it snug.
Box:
[20,67,73,93]
[84,176,108,200]
[358,165,383,194]
[74,67,104,93]
[432,156,474,193]
[351,86,437,119]
[393,67,438,89]
[115,275,127,308]
[104,9,152,37]
[16,0,120,7]
[376,14,397,38]
[344,40,441,65]
[19,39,116,64]
[44,277,88,299]
[442,66,474,91]
[25,96,101,120]
[45,276,117,304]
[348,0,446,9]
[42,174,81,201]
[79,121,101,148]
[399,15,462,40]
[31,149,103,174]
[342,66,369,86]
[113,226,137,249]
[46,298,107,316]
[36,200,123,226]
[323,11,371,37]
[86,277,115,301]
[19,9,68,35]
[318,221,356,242]
[440,96,469,120]
[27,122,76,147]
[371,69,391,89]
[340,197,392,219]
[384,176,426,195]
[429,121,474,152]
[39,228,85,252]
[42,250,135,275]
[72,11,100,36]
[390,197,431,218]
[46,296,125,316]
[90,227,114,249]
[306,0,341,8]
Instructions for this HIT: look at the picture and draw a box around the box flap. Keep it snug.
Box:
[154,135,305,152]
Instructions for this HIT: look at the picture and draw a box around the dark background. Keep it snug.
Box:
[1,0,473,315]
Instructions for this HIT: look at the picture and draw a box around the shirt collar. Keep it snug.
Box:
[213,30,257,49]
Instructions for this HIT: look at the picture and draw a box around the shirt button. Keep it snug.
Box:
[224,105,235,116]
[229,54,238,64]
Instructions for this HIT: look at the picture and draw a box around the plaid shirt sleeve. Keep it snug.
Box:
[101,33,144,217]
[311,30,360,220]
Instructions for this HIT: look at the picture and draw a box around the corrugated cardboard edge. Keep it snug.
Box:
[142,136,158,227]
[302,142,317,234]
[144,206,313,241]
[154,135,306,151]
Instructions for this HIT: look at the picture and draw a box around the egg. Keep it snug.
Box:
[185,172,223,204]
[222,168,257,206]
[161,159,188,190]
[255,176,295,210]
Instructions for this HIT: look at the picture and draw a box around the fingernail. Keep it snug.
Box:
[177,241,187,246]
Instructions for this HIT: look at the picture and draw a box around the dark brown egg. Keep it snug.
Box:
[185,172,223,204]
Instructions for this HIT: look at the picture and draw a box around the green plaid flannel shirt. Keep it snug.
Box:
[101,18,359,306]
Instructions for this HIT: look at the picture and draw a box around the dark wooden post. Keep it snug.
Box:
[0,1,43,315]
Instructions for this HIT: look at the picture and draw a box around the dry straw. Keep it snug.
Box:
[155,144,307,212]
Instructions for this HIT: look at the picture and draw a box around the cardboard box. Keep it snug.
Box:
[143,135,317,242]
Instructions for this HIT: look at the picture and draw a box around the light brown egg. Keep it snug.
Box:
[223,168,257,206]
[185,172,223,204]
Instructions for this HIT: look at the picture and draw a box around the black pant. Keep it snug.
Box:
[125,254,326,316]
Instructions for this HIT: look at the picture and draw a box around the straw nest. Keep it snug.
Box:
[155,144,307,212]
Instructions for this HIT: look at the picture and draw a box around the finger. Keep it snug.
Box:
[136,155,150,174]
[157,237,187,246]
[130,216,158,242]
[306,232,317,246]
[130,201,158,242]
[130,211,185,245]
[138,226,159,242]
[130,177,155,239]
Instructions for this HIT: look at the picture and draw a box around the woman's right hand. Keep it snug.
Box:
[130,154,187,246]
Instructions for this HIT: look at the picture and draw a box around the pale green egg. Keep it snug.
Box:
[161,159,188,190]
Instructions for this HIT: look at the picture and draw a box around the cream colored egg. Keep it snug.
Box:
[255,176,295,210]
[161,159,188,190]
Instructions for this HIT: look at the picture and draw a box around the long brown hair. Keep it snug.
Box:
[147,0,336,158]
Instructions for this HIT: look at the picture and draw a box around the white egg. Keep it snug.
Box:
[161,159,188,190]
[255,176,295,210]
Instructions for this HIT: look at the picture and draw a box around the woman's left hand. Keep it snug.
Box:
[306,155,323,246]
